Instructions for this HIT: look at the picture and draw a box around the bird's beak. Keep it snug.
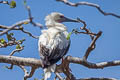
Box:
[62,16,79,23]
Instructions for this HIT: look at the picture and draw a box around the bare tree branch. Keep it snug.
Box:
[55,72,64,80]
[0,19,30,36]
[20,27,39,39]
[5,64,14,69]
[0,55,42,67]
[19,66,37,80]
[9,47,24,56]
[24,0,43,28]
[0,55,119,79]
[0,1,9,5]
[0,24,39,39]
[65,56,120,69]
[77,77,117,80]
[83,31,102,60]
[56,0,120,18]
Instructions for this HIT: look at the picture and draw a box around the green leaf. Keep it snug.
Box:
[23,0,27,5]
[16,44,21,49]
[66,32,72,40]
[9,33,14,36]
[0,38,6,44]
[34,78,38,80]
[7,33,14,41]
[18,38,25,44]
[24,21,29,24]
[9,1,16,8]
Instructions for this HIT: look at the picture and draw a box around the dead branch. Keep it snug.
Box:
[9,47,24,56]
[56,0,120,18]
[24,0,43,28]
[0,55,42,67]
[65,56,120,69]
[0,55,119,80]
[77,77,117,80]
[83,31,102,60]
[0,19,30,36]
[0,1,9,5]
[0,24,39,39]
[19,66,37,80]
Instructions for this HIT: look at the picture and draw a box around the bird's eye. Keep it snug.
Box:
[60,16,64,18]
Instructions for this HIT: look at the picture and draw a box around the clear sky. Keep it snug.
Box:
[0,0,120,80]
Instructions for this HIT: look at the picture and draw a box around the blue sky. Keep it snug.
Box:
[0,0,120,80]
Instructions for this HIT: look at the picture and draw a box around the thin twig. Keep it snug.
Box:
[20,27,39,39]
[9,47,24,56]
[0,24,39,39]
[24,0,43,28]
[0,19,30,36]
[24,67,37,80]
[56,0,120,18]
[5,64,14,69]
[77,77,117,80]
[83,31,102,60]
[55,72,64,80]
[0,1,9,5]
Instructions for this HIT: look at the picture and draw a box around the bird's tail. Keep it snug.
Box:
[43,64,56,80]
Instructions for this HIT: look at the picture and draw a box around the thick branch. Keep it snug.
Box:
[0,55,42,67]
[56,0,120,18]
[0,55,119,80]
[66,56,120,69]
[1,55,120,70]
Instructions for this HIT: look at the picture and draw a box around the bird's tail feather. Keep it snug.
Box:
[43,64,56,80]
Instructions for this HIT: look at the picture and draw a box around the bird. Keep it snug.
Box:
[38,12,78,80]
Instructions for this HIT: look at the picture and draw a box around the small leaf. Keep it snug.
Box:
[18,38,25,44]
[34,78,38,80]
[0,38,6,44]
[66,32,72,40]
[7,33,14,41]
[24,21,29,24]
[23,0,27,5]
[9,1,16,8]
[9,33,14,36]
[16,44,21,49]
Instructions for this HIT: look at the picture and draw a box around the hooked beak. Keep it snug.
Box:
[62,16,79,23]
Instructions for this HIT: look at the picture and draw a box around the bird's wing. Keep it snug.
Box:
[38,30,70,68]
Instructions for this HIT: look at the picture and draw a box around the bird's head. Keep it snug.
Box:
[45,12,78,23]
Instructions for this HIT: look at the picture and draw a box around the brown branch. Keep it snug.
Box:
[0,1,9,5]
[0,19,30,36]
[0,55,42,67]
[20,27,39,39]
[55,72,64,80]
[65,56,120,69]
[5,64,14,69]
[9,47,24,56]
[0,24,39,39]
[56,0,120,18]
[77,77,117,80]
[83,31,102,60]
[20,66,37,80]
[24,0,43,28]
[0,55,119,80]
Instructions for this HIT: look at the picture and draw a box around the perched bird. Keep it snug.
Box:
[38,12,78,80]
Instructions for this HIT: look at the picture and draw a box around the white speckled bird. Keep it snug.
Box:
[38,12,78,80]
